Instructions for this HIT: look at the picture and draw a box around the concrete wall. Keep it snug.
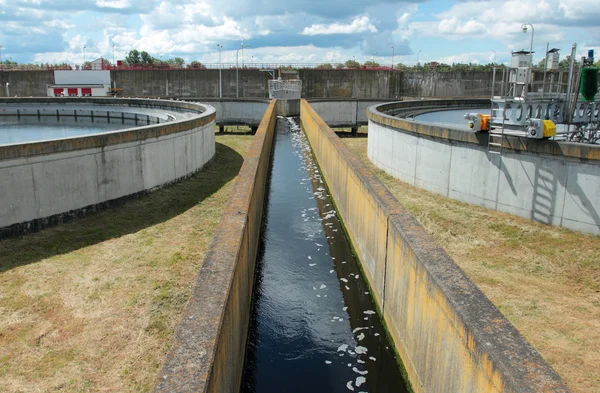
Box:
[0,70,54,97]
[0,98,216,237]
[307,99,389,127]
[2,69,494,99]
[300,99,571,393]
[368,100,600,235]
[153,100,277,393]
[113,69,270,98]
[193,98,270,126]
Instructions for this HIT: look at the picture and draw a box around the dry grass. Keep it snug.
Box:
[0,134,254,393]
[342,137,600,393]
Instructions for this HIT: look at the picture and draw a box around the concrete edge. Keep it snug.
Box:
[300,99,572,393]
[367,100,600,161]
[388,211,571,392]
[0,98,215,160]
[152,100,277,393]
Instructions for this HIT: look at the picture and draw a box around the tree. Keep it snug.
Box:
[140,51,154,66]
[187,61,206,69]
[168,57,185,68]
[317,63,333,69]
[125,49,141,66]
[335,63,344,69]
[344,59,360,69]
[558,58,570,69]
[363,60,380,68]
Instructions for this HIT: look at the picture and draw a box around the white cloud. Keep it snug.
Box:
[95,0,131,9]
[302,16,377,35]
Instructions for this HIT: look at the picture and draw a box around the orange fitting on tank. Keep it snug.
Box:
[480,114,491,131]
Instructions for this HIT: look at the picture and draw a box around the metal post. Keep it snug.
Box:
[83,45,87,66]
[521,23,534,98]
[390,45,394,70]
[112,44,115,69]
[542,42,549,100]
[565,43,577,126]
[0,45,3,64]
[217,44,223,98]
[236,43,249,98]
[417,49,422,66]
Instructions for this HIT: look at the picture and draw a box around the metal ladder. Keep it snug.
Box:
[488,106,506,155]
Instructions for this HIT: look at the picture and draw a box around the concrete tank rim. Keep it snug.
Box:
[0,97,215,160]
[368,99,600,162]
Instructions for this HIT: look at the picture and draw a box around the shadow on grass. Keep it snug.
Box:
[335,131,368,138]
[0,142,244,272]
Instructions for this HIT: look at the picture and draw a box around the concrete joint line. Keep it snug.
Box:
[381,214,391,313]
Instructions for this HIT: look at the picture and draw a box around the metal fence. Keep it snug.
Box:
[268,79,302,99]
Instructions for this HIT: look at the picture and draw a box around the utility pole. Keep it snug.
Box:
[390,44,394,70]
[0,45,3,64]
[236,43,250,97]
[112,44,115,69]
[217,44,223,98]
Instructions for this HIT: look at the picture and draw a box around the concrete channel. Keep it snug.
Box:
[240,117,409,392]
[155,99,571,393]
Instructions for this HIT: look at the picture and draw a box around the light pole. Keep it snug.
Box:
[390,44,394,70]
[492,50,496,65]
[371,52,377,62]
[0,45,3,64]
[521,23,534,96]
[217,44,223,98]
[236,43,250,97]
[417,49,422,66]
[83,45,87,67]
[112,44,115,69]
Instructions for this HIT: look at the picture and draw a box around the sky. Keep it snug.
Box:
[0,0,599,67]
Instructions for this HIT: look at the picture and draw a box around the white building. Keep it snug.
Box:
[46,70,112,97]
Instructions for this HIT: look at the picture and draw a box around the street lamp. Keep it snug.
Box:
[0,45,3,64]
[112,44,115,69]
[417,49,422,66]
[236,43,250,98]
[217,44,223,98]
[83,45,87,67]
[390,44,394,70]
[492,50,496,65]
[521,23,534,96]
[371,52,377,62]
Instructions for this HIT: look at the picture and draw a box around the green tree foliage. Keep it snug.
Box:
[335,63,344,69]
[125,49,141,66]
[187,61,206,69]
[317,63,333,69]
[344,59,360,68]
[168,57,185,68]
[140,51,154,66]
[363,60,380,67]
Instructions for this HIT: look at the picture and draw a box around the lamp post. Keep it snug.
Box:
[0,45,3,64]
[217,44,223,98]
[390,44,394,70]
[416,49,422,66]
[371,52,377,62]
[521,23,534,96]
[112,44,115,69]
[236,43,250,98]
[492,50,496,65]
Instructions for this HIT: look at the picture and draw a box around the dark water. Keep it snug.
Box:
[415,107,490,126]
[241,118,409,393]
[0,118,134,145]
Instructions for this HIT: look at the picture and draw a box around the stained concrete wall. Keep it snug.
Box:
[300,99,571,393]
[368,101,600,235]
[0,98,216,237]
[307,99,389,127]
[194,98,270,126]
[153,100,277,393]
[2,69,494,99]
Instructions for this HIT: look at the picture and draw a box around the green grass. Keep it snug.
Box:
[342,137,600,393]
[0,134,254,393]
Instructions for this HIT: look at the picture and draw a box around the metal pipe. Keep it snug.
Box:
[565,43,577,125]
[236,44,250,98]
[542,42,549,100]
[521,23,534,98]
[217,44,223,98]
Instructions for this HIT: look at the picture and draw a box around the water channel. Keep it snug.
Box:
[240,118,409,393]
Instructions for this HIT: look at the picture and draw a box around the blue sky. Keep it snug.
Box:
[0,0,598,67]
